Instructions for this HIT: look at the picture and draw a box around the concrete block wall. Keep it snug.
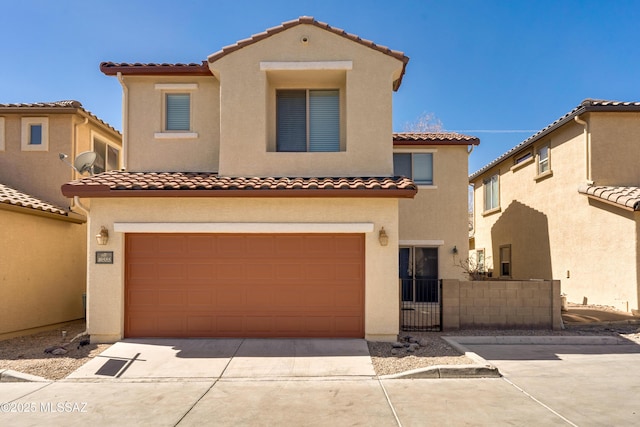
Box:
[442,280,562,330]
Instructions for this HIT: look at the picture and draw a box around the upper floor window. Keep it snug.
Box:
[537,144,550,174]
[93,137,120,174]
[393,153,433,185]
[21,117,48,151]
[276,89,339,152]
[154,83,198,139]
[483,174,499,212]
[166,93,190,131]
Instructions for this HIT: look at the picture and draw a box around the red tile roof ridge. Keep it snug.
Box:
[61,171,417,198]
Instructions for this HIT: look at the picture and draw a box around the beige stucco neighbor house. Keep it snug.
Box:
[470,99,640,314]
[62,17,478,343]
[0,101,121,338]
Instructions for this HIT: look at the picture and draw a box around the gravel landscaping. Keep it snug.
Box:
[2,305,639,380]
[0,320,111,380]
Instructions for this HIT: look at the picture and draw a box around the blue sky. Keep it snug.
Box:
[1,0,639,173]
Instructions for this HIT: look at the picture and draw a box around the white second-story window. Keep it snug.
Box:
[21,117,48,151]
[154,83,198,139]
[276,89,339,152]
[537,144,550,174]
[483,174,499,211]
[393,153,433,185]
[166,93,190,131]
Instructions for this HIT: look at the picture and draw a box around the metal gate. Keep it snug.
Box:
[400,279,442,331]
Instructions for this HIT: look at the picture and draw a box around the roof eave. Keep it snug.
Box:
[61,186,417,199]
[100,62,213,76]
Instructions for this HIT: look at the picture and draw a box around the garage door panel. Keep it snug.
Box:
[157,289,186,307]
[187,290,214,307]
[125,233,364,338]
[157,263,186,280]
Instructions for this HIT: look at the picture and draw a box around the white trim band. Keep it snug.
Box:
[260,61,353,71]
[154,132,198,139]
[399,240,445,246]
[114,222,375,233]
[154,83,199,90]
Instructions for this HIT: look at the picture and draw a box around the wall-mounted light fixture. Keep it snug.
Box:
[378,227,389,246]
[96,226,109,245]
[452,246,458,255]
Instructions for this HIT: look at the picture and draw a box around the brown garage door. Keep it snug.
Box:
[125,233,364,338]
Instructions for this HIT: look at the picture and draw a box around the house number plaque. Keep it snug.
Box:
[95,251,114,264]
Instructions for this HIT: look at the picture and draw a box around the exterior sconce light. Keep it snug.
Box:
[96,226,109,245]
[452,246,458,255]
[378,227,389,246]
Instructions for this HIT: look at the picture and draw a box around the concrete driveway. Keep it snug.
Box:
[67,338,375,380]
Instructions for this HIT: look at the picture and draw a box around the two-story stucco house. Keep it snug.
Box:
[470,99,640,314]
[0,101,121,337]
[62,17,478,343]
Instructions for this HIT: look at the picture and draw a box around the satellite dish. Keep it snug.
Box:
[74,151,97,175]
[59,151,97,175]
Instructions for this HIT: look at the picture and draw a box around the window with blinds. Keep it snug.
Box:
[393,153,433,185]
[166,93,191,131]
[276,89,339,152]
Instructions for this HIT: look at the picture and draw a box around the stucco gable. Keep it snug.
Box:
[207,16,409,91]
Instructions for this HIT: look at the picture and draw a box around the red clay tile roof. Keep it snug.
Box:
[0,100,121,136]
[393,132,479,146]
[578,185,640,211]
[0,183,69,216]
[100,61,212,76]
[207,17,409,91]
[469,99,640,181]
[61,171,417,198]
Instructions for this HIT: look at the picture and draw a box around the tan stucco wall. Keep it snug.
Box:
[0,114,74,208]
[210,24,403,177]
[0,112,121,208]
[123,75,220,172]
[471,117,640,312]
[86,197,400,343]
[589,112,640,186]
[398,145,470,280]
[0,209,86,337]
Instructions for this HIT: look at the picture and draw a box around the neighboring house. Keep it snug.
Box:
[62,17,476,342]
[470,99,640,314]
[0,101,122,209]
[0,101,122,337]
[0,184,85,338]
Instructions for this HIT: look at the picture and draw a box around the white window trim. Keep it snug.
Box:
[154,83,198,138]
[535,143,552,180]
[0,117,4,151]
[21,117,49,151]
[114,222,374,234]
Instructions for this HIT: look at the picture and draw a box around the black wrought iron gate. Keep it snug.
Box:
[400,279,442,331]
